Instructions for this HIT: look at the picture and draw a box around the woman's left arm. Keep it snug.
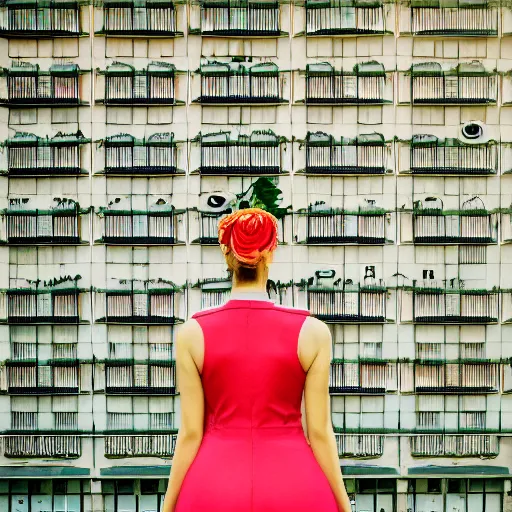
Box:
[162,319,205,512]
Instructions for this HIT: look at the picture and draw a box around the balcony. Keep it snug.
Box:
[0,0,83,37]
[196,61,286,104]
[5,131,89,177]
[199,0,281,36]
[5,205,83,245]
[410,434,499,457]
[99,0,178,36]
[414,361,500,394]
[410,0,498,36]
[330,360,393,394]
[100,61,177,105]
[3,434,81,458]
[303,132,387,175]
[104,434,177,457]
[410,61,497,105]
[304,61,389,105]
[95,282,184,324]
[294,205,388,245]
[409,135,497,175]
[412,197,496,245]
[97,207,185,245]
[102,133,178,175]
[1,62,84,107]
[7,363,79,394]
[6,286,80,324]
[301,280,388,323]
[196,130,283,176]
[411,285,499,324]
[335,433,384,457]
[105,360,176,394]
[305,0,386,36]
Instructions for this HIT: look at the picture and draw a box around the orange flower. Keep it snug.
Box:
[218,208,278,266]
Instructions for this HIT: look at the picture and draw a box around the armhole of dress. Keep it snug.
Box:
[189,316,206,377]
[296,314,310,375]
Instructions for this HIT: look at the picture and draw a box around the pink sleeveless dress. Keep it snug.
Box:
[174,299,339,512]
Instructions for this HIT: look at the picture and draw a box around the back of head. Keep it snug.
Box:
[218,208,279,283]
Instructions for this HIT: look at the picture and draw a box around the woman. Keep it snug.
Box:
[163,207,352,512]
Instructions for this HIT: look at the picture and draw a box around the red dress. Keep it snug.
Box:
[174,299,339,512]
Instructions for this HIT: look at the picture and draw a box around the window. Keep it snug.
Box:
[305,0,385,35]
[201,0,280,35]
[102,480,168,512]
[305,61,387,104]
[5,61,81,105]
[103,132,178,175]
[411,0,498,36]
[410,134,497,175]
[305,132,387,175]
[6,131,89,176]
[296,203,387,244]
[103,61,176,105]
[7,199,81,244]
[103,0,177,35]
[198,130,282,175]
[198,61,284,104]
[411,62,497,104]
[413,197,495,244]
[0,0,81,35]
[330,360,390,393]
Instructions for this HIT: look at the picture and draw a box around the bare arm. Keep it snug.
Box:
[302,317,352,512]
[162,319,205,512]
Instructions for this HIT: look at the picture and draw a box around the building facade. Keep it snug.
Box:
[0,0,512,510]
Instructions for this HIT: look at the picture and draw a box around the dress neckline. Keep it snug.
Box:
[228,290,273,302]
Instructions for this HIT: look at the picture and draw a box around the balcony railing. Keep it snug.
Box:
[104,434,177,457]
[335,433,384,457]
[409,135,497,175]
[306,0,385,36]
[105,361,176,394]
[410,434,499,457]
[6,131,89,176]
[6,207,81,244]
[411,0,498,36]
[295,206,387,244]
[102,133,178,175]
[305,61,388,104]
[304,283,387,322]
[412,286,499,324]
[101,0,177,36]
[0,0,82,37]
[102,61,176,105]
[198,61,285,104]
[1,62,82,106]
[200,0,280,36]
[413,209,496,244]
[304,132,387,175]
[330,360,392,394]
[197,130,282,175]
[414,361,499,393]
[410,61,497,104]
[7,363,79,394]
[7,288,80,324]
[3,434,81,458]
[97,287,183,324]
[98,208,185,244]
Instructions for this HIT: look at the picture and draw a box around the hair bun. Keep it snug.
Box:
[218,208,278,266]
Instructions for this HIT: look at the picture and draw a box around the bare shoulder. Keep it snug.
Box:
[300,316,332,346]
[176,319,204,351]
[298,316,332,371]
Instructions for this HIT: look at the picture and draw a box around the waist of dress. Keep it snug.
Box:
[204,424,305,437]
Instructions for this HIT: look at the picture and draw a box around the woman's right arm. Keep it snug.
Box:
[302,317,352,512]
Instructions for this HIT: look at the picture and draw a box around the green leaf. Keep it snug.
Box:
[246,177,290,219]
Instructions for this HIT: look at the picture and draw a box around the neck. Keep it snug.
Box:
[231,272,268,294]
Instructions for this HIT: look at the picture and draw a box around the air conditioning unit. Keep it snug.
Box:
[460,121,488,144]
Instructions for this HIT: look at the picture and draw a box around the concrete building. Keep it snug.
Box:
[0,0,512,510]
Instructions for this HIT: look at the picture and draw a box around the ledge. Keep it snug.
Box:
[408,465,509,476]
[0,466,90,477]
